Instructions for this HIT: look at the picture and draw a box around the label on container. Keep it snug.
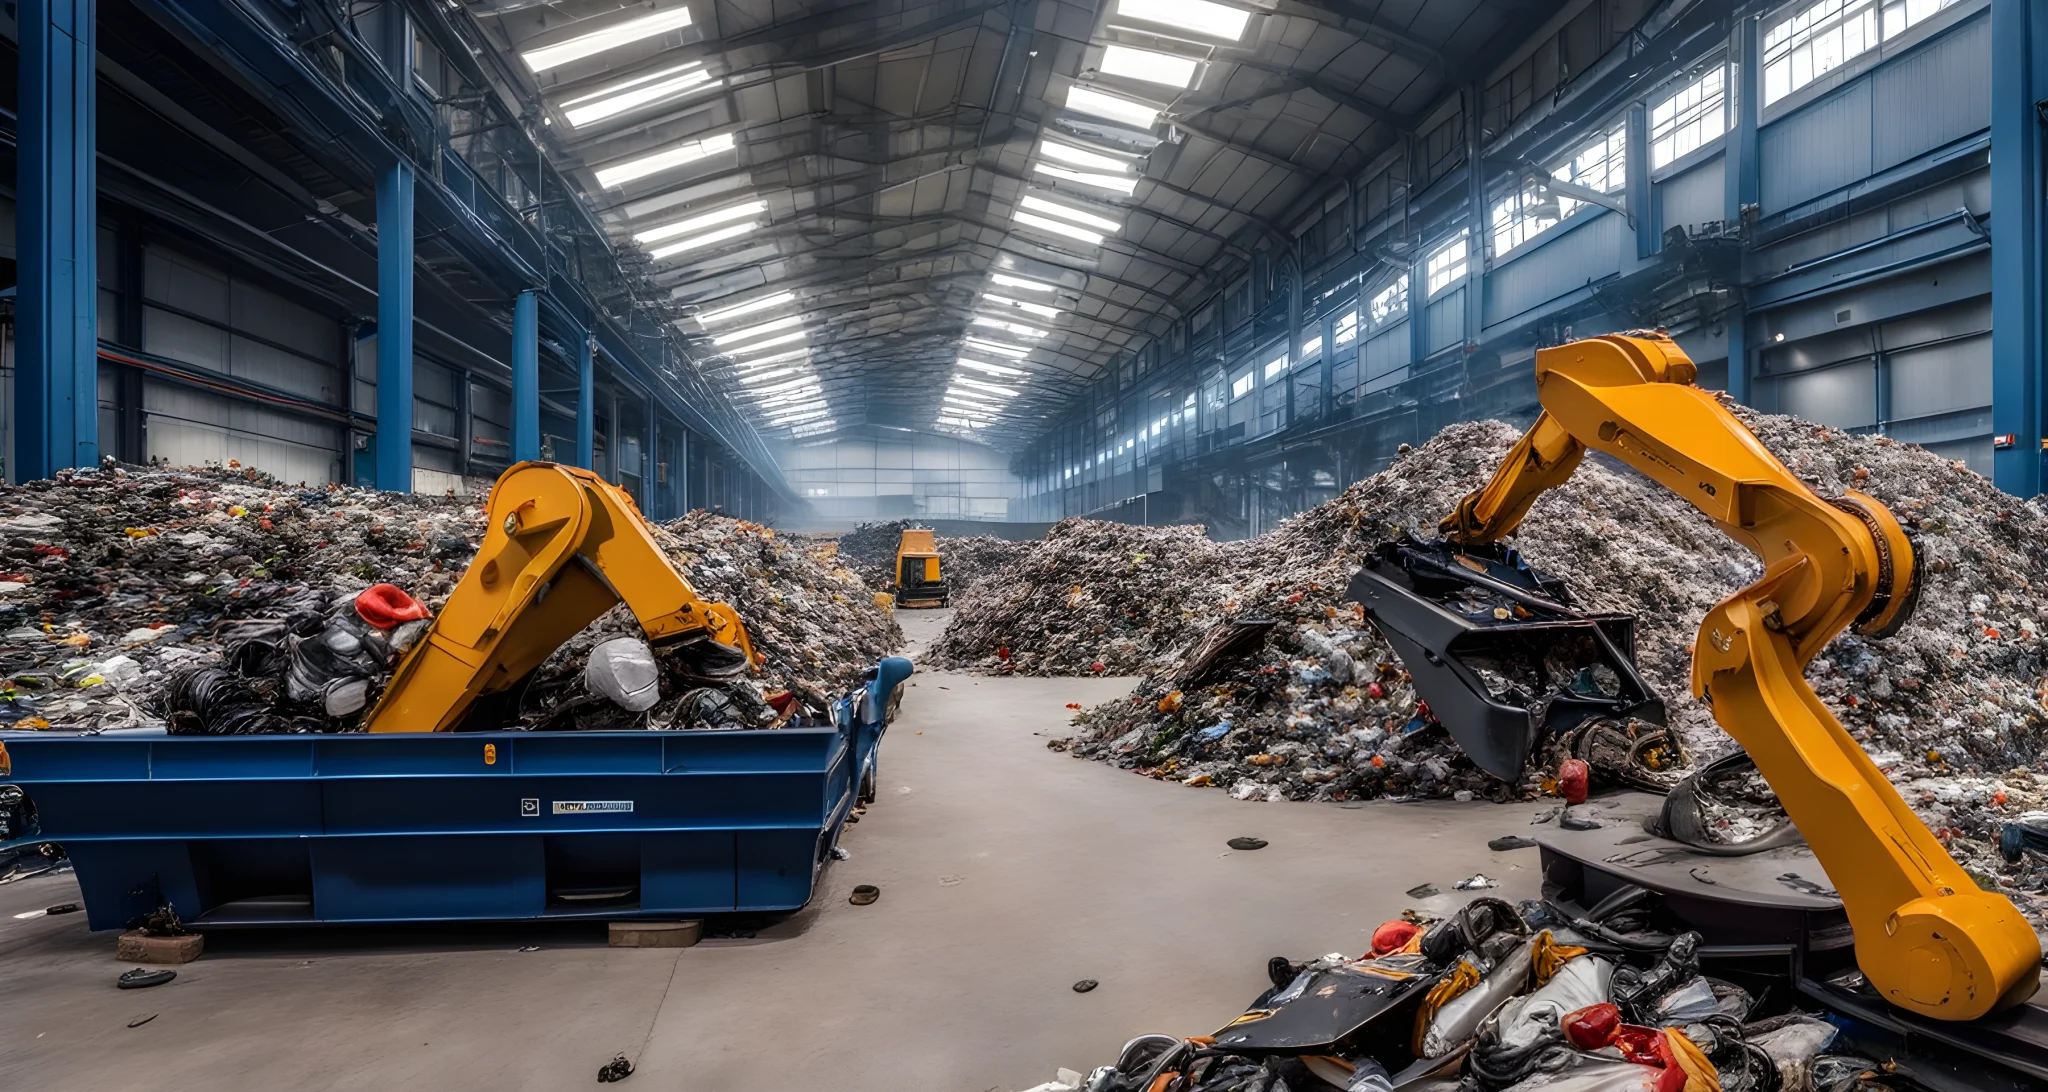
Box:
[553,800,634,814]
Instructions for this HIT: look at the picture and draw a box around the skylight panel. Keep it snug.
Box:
[730,348,807,369]
[957,358,1026,377]
[560,63,718,127]
[726,330,807,356]
[964,337,1031,359]
[1098,45,1200,89]
[982,294,1061,319]
[992,273,1060,294]
[635,201,766,245]
[1039,140,1132,173]
[971,315,1051,340]
[699,290,795,326]
[736,367,799,385]
[954,376,1020,397]
[1032,163,1142,196]
[712,313,802,346]
[595,132,736,188]
[522,6,694,73]
[1112,0,1250,41]
[645,221,755,259]
[1020,194,1122,233]
[1013,211,1102,245]
[1062,85,1162,129]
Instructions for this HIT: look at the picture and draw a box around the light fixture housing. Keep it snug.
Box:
[992,272,1061,294]
[1013,211,1104,245]
[713,313,803,346]
[956,358,1026,377]
[963,337,1031,359]
[1021,194,1122,233]
[1032,163,1141,195]
[981,294,1061,319]
[725,330,807,356]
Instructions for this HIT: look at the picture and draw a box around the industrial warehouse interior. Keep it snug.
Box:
[5,0,2048,1089]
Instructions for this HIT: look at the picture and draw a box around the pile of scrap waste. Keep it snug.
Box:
[0,463,899,736]
[1018,893,1891,1092]
[829,517,1040,596]
[936,402,2048,911]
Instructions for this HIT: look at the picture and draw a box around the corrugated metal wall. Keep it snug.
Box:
[1484,212,1626,325]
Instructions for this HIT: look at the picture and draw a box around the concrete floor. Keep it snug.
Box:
[0,609,1552,1092]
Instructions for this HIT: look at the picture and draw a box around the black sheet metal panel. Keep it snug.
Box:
[1344,537,1664,780]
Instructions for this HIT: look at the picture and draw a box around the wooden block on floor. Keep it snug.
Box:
[609,920,701,948]
[116,930,204,964]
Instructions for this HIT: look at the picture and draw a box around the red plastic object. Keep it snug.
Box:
[1557,757,1591,805]
[1369,919,1422,955]
[1561,1002,1621,1049]
[355,584,432,629]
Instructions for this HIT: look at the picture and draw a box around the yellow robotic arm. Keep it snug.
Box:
[1446,333,2039,1021]
[362,461,755,734]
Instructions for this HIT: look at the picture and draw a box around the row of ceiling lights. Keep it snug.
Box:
[938,0,1249,437]
[515,0,1250,443]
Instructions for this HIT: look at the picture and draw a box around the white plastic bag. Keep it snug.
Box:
[586,637,662,712]
[1495,956,1614,1051]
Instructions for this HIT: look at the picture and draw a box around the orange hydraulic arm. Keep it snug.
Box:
[361,461,755,734]
[1445,332,2039,1021]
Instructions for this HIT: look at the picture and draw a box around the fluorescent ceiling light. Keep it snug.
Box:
[790,420,837,435]
[522,6,694,73]
[1021,195,1122,234]
[1013,211,1104,245]
[1039,140,1132,173]
[943,393,1000,409]
[700,290,796,326]
[646,221,756,259]
[731,348,808,369]
[736,367,800,386]
[936,417,989,429]
[955,376,1020,396]
[992,272,1060,294]
[972,315,1050,339]
[964,337,1030,359]
[957,358,1026,377]
[982,294,1060,319]
[561,63,718,128]
[1113,0,1250,42]
[1063,85,1163,130]
[713,313,802,346]
[595,131,736,188]
[1099,45,1200,89]
[945,388,1004,406]
[725,330,806,356]
[1033,162,1141,196]
[636,201,767,245]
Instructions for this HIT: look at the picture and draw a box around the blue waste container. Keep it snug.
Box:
[0,658,912,929]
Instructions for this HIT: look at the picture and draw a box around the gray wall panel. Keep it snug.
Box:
[1484,213,1624,325]
[1657,156,1726,235]
[1871,12,1989,172]
[1760,80,1872,212]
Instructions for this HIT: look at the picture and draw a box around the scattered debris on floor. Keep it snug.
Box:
[1014,891,1905,1092]
[596,1053,634,1083]
[125,1013,157,1028]
[0,464,899,735]
[1072,979,1099,993]
[849,884,880,905]
[931,405,2048,906]
[1225,837,1268,851]
[115,968,175,990]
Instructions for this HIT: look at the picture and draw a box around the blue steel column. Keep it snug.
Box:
[512,290,540,462]
[15,0,98,480]
[1627,103,1654,259]
[1992,0,2047,498]
[1724,13,1762,407]
[374,162,415,492]
[576,334,595,469]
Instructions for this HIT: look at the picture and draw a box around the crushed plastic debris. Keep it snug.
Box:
[1024,890,1926,1092]
[0,464,899,734]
